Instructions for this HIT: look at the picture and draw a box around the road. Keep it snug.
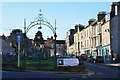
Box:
[1,62,120,80]
[2,70,92,80]
[84,61,120,79]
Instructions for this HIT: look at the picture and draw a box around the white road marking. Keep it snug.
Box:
[86,69,94,75]
[82,76,86,78]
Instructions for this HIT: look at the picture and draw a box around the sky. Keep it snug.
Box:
[1,2,113,40]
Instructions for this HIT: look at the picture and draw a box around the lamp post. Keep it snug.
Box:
[23,19,26,70]
[54,19,57,69]
[54,32,57,69]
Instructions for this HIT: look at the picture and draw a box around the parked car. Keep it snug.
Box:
[66,54,76,58]
[87,56,96,63]
[80,54,87,61]
[0,52,2,55]
[95,56,104,63]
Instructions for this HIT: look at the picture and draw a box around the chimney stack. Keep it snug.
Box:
[110,2,120,19]
[88,19,96,25]
[97,12,106,22]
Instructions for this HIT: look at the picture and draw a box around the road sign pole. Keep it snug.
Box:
[17,40,20,67]
[16,35,21,68]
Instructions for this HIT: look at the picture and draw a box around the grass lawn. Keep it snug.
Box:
[23,58,55,71]
[22,58,87,73]
[3,57,87,73]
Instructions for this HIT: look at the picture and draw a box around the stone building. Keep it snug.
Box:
[33,31,66,58]
[33,31,46,58]
[56,40,66,56]
[65,29,75,54]
[44,38,66,57]
[7,29,32,56]
[65,11,111,63]
[110,2,120,62]
[65,2,120,63]
[0,35,15,55]
[101,13,111,63]
[74,24,84,56]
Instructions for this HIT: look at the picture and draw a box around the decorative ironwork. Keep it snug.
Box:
[24,10,57,68]
[25,10,56,35]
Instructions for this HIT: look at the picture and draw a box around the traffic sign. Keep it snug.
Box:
[17,35,21,41]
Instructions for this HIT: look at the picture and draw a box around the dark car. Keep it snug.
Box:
[95,56,104,63]
[87,56,96,63]
[80,54,87,61]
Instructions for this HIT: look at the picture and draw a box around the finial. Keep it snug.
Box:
[39,9,42,16]
[39,9,42,12]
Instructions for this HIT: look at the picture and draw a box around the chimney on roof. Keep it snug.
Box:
[88,19,96,25]
[110,2,120,19]
[97,12,106,22]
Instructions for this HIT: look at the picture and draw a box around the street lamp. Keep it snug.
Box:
[54,32,57,69]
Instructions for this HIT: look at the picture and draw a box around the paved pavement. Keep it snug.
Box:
[105,63,120,67]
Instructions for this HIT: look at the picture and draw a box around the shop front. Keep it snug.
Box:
[85,48,92,56]
[102,44,111,63]
[96,46,102,56]
[79,50,85,55]
[91,48,97,57]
